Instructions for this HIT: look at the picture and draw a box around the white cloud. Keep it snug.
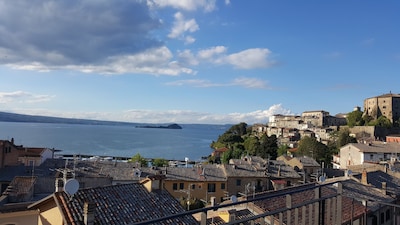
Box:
[168,12,199,42]
[166,79,219,87]
[177,49,199,66]
[183,46,276,70]
[231,77,270,89]
[197,46,227,60]
[166,77,270,89]
[148,0,217,12]
[222,48,275,69]
[0,91,54,104]
[6,104,292,125]
[11,46,195,76]
[121,105,293,124]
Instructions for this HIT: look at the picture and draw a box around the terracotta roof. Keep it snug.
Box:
[206,209,257,225]
[343,142,400,153]
[296,156,320,167]
[165,164,226,182]
[30,183,197,225]
[4,176,36,196]
[17,147,48,157]
[227,157,300,179]
[353,170,400,196]
[341,179,394,212]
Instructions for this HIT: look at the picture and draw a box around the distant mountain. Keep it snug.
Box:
[0,111,139,126]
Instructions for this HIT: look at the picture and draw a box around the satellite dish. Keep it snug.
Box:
[133,169,142,178]
[64,179,79,195]
[230,195,238,203]
[319,176,326,183]
[348,170,352,176]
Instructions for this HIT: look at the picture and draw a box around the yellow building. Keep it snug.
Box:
[163,164,227,204]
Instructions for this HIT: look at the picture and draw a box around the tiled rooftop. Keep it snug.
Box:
[30,183,198,225]
[345,142,400,153]
[252,183,367,225]
[165,164,226,182]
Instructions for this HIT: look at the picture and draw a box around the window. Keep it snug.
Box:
[173,183,178,190]
[370,154,374,160]
[380,212,384,224]
[191,184,196,190]
[236,179,241,186]
[207,183,216,192]
[179,183,184,190]
[221,183,225,190]
[386,209,391,221]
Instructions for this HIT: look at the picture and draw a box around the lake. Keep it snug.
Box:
[0,122,230,161]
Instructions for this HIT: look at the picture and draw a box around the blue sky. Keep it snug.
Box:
[0,0,399,124]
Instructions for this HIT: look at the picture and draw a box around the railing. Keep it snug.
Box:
[131,181,345,225]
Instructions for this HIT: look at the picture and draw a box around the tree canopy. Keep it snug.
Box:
[210,123,278,163]
[129,153,148,167]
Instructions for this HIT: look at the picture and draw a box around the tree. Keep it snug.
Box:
[371,115,392,128]
[228,122,248,136]
[277,144,289,156]
[129,153,147,167]
[296,136,330,165]
[221,149,233,164]
[336,128,357,148]
[152,158,168,167]
[256,134,278,159]
[243,136,259,156]
[346,110,364,127]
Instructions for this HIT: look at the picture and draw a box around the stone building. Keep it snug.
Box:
[363,92,400,124]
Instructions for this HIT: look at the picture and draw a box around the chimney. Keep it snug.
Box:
[55,178,63,192]
[277,165,281,177]
[228,209,236,223]
[84,202,96,225]
[382,182,387,195]
[361,169,368,185]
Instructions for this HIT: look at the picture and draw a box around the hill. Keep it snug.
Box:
[0,111,139,126]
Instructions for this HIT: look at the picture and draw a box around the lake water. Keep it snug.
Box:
[0,122,229,161]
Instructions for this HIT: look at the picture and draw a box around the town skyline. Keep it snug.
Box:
[1,1,399,124]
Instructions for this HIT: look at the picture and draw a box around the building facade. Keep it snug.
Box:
[364,92,400,124]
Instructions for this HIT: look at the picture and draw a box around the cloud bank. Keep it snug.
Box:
[0,1,276,76]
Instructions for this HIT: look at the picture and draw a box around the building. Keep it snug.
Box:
[363,92,400,124]
[225,156,301,195]
[162,164,227,204]
[277,155,321,181]
[301,110,347,127]
[0,138,55,168]
[386,134,400,143]
[334,142,400,169]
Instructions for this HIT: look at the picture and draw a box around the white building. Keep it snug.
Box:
[333,142,400,169]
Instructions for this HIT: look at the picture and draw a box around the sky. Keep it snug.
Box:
[0,0,399,125]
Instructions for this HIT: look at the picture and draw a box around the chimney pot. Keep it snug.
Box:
[382,182,387,195]
[361,169,368,185]
[84,202,95,225]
